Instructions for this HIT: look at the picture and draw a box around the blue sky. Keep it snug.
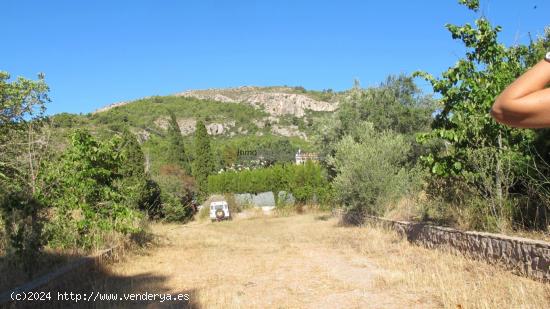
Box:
[1,0,548,115]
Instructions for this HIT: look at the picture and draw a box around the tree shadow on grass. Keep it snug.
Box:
[0,250,81,295]
[1,228,157,295]
[3,255,200,309]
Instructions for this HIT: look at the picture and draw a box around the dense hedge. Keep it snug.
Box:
[207,161,331,204]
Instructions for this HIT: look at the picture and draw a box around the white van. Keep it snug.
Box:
[210,201,230,222]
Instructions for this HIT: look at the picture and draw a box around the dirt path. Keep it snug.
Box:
[98,213,431,308]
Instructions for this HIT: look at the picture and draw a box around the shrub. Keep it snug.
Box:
[197,204,210,220]
[37,130,143,249]
[159,191,194,222]
[156,164,196,222]
[0,191,48,277]
[329,122,413,216]
[139,179,162,218]
[287,160,329,204]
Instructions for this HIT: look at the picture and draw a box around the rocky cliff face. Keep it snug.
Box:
[174,86,339,117]
[153,117,236,136]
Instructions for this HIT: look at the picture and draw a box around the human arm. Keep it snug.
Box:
[490,55,550,128]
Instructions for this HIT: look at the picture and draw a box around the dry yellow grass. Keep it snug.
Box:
[19,211,549,308]
[324,222,550,308]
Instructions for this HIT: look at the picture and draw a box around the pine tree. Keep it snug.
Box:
[108,128,162,217]
[166,110,191,174]
[192,120,214,202]
[118,129,145,180]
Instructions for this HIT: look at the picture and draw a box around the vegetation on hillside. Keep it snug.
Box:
[90,95,268,134]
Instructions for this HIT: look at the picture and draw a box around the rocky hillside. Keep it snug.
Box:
[90,86,341,139]
[174,86,339,117]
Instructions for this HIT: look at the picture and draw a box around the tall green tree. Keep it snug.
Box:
[0,71,49,189]
[314,74,434,178]
[192,120,215,202]
[118,128,146,180]
[336,75,433,136]
[166,109,191,174]
[414,0,549,229]
[38,130,142,248]
[415,0,535,177]
[0,71,50,276]
[116,128,162,216]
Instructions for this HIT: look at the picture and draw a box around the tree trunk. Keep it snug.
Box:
[495,130,503,217]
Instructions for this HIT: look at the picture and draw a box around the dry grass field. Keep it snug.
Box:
[64,211,548,309]
[11,211,550,308]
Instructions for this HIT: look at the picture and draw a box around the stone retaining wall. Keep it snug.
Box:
[336,210,550,281]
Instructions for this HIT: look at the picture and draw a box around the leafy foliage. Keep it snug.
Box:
[328,122,415,215]
[414,1,550,229]
[414,16,535,178]
[115,129,163,219]
[314,74,434,177]
[89,95,268,135]
[0,71,50,275]
[214,134,311,168]
[208,162,331,205]
[0,192,48,277]
[192,120,215,202]
[155,164,196,222]
[0,71,49,185]
[37,130,142,248]
[286,161,331,204]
